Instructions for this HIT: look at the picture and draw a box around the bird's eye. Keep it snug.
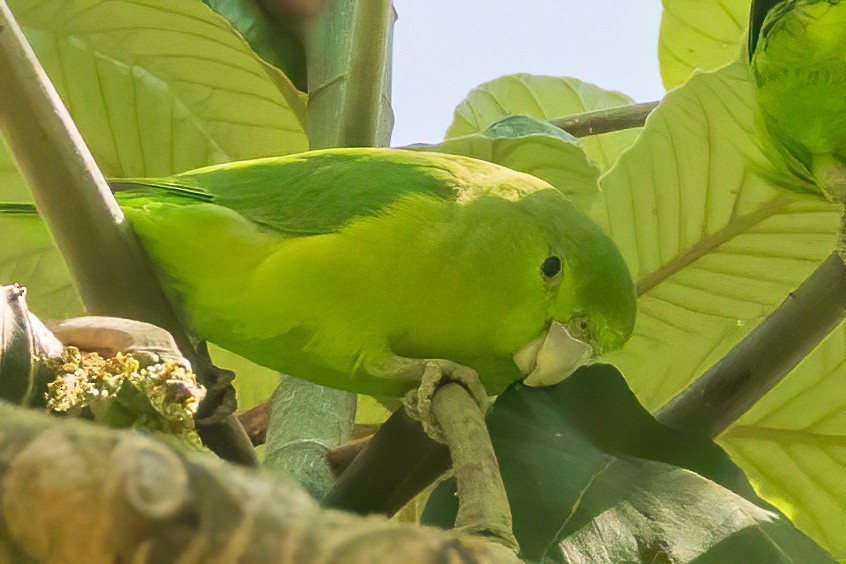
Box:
[541,255,563,279]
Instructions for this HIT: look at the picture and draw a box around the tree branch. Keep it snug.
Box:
[261,0,398,498]
[551,101,659,138]
[656,251,846,437]
[0,404,518,563]
[0,0,255,465]
[264,375,356,499]
[305,0,395,148]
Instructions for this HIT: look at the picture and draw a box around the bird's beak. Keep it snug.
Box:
[513,321,593,387]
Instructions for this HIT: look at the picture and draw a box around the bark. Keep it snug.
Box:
[550,101,659,138]
[0,404,518,563]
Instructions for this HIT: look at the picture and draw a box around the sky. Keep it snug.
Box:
[390,0,666,146]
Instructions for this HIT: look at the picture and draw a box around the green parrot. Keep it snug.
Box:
[749,0,846,198]
[108,148,635,414]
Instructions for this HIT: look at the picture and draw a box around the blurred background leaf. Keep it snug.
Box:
[659,0,749,89]
[445,74,640,172]
[409,116,600,213]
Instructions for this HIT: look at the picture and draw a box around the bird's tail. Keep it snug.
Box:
[109,179,213,205]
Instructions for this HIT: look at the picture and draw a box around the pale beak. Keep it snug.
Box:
[513,321,593,387]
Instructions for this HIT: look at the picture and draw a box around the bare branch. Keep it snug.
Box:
[0,404,518,563]
[551,101,659,138]
[656,251,846,437]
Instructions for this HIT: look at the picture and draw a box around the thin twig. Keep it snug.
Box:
[397,100,659,153]
[551,101,660,138]
[432,383,518,552]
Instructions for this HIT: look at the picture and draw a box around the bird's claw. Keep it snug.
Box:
[402,360,489,443]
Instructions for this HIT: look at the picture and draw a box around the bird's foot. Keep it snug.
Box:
[402,360,489,443]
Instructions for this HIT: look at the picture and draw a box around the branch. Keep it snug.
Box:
[262,0,398,497]
[551,101,659,138]
[325,408,450,516]
[398,101,659,152]
[432,383,517,551]
[0,404,518,563]
[656,251,846,437]
[0,1,255,465]
[264,376,356,499]
[305,0,395,148]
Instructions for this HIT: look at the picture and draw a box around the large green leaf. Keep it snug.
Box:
[596,63,840,412]
[0,0,309,409]
[423,366,831,562]
[0,213,82,320]
[203,0,308,90]
[659,0,749,89]
[7,0,307,181]
[0,137,28,204]
[445,74,640,172]
[0,0,308,316]
[409,116,600,213]
[719,322,846,559]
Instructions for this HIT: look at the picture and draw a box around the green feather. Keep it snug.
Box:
[751,0,846,166]
[113,148,543,237]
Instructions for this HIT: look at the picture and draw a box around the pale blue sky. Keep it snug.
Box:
[390,0,666,145]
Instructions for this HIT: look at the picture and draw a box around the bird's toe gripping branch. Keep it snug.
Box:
[402,360,490,443]
[401,361,519,553]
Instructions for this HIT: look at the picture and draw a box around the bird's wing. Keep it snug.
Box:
[749,0,787,59]
[111,148,492,237]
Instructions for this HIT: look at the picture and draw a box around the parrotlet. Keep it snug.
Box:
[749,0,846,198]
[111,148,636,410]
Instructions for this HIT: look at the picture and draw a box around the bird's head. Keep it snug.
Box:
[502,189,636,387]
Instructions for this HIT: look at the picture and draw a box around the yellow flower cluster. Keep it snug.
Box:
[46,347,206,438]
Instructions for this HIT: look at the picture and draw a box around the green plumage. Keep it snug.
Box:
[750,0,846,178]
[113,148,636,397]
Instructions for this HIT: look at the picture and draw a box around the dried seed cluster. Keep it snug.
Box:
[46,347,206,440]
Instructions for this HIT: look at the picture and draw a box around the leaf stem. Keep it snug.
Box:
[264,375,357,499]
[263,0,397,496]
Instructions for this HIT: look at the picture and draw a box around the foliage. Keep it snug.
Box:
[596,62,839,410]
[410,116,600,213]
[1,0,845,560]
[423,366,830,562]
[658,0,749,89]
[446,74,639,172]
